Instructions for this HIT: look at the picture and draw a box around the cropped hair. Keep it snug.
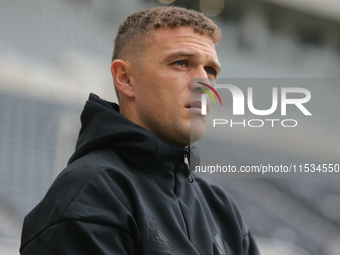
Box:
[112,6,221,62]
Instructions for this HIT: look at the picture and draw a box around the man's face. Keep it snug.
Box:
[128,27,220,146]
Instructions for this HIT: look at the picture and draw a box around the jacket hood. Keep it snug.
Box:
[68,94,199,171]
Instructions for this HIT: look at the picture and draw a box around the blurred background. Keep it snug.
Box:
[0,0,340,254]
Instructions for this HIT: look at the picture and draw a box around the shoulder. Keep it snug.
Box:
[22,149,137,244]
[48,150,131,207]
[46,149,137,214]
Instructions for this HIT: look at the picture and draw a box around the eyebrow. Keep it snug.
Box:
[163,51,221,75]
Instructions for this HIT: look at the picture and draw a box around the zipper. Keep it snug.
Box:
[183,148,194,183]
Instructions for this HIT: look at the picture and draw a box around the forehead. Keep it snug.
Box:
[146,27,219,62]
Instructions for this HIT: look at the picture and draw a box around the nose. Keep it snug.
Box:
[189,66,211,91]
[194,66,209,79]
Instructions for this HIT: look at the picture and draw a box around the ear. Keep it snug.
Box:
[111,59,135,98]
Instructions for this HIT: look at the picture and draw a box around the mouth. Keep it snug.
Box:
[186,101,204,115]
[186,101,201,109]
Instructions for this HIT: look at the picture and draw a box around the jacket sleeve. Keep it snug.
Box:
[20,219,135,255]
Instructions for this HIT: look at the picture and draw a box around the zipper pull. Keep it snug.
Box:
[184,149,194,183]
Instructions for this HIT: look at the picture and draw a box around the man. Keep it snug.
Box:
[20,6,260,255]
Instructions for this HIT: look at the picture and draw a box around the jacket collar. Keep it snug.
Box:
[68,94,200,172]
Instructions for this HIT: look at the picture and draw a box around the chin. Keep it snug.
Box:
[189,131,205,144]
[189,124,206,144]
[189,115,207,142]
[171,126,205,147]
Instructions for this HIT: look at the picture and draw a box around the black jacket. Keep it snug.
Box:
[20,94,260,255]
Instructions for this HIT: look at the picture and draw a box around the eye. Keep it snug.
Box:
[174,60,187,67]
[205,67,217,77]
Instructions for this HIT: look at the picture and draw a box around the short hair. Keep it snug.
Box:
[111,6,222,99]
[112,6,221,61]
